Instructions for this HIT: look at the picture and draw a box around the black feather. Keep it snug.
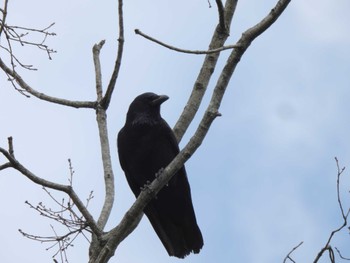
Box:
[117,92,203,258]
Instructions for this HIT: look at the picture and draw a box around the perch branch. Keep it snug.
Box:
[94,2,291,260]
[100,0,125,109]
[94,109,223,263]
[134,29,239,54]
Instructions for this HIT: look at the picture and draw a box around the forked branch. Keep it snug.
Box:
[215,0,227,33]
[174,0,290,142]
[313,158,349,263]
[0,138,102,238]
[283,241,304,263]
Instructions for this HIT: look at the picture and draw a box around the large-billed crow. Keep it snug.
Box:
[117,92,203,258]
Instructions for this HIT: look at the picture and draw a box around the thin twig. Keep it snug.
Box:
[207,0,212,8]
[18,159,95,262]
[335,247,350,261]
[283,241,304,263]
[1,21,56,66]
[313,157,349,263]
[135,29,239,55]
[9,22,56,34]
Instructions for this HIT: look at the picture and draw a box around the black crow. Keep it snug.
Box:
[117,92,203,258]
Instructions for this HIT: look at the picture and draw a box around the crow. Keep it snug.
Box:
[117,92,203,258]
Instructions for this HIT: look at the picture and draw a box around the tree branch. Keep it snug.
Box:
[95,0,292,260]
[0,0,9,36]
[91,43,117,230]
[134,29,239,54]
[0,144,102,238]
[0,57,97,109]
[173,0,238,142]
[174,0,291,142]
[313,157,349,263]
[93,40,106,101]
[335,247,350,261]
[94,107,115,232]
[0,162,12,170]
[90,0,292,261]
[215,0,227,34]
[283,241,304,263]
[100,0,124,110]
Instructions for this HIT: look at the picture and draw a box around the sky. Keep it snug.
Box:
[1,0,350,262]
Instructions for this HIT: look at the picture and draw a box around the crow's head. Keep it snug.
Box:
[126,92,169,126]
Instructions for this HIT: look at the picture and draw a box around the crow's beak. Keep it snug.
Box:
[151,95,169,106]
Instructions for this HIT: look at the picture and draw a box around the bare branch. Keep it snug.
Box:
[134,29,239,54]
[88,4,125,260]
[93,40,106,101]
[313,157,349,263]
[0,57,97,108]
[19,177,94,260]
[93,110,115,231]
[4,23,57,60]
[283,241,304,263]
[175,0,291,142]
[1,20,56,72]
[335,247,350,261]
[174,0,238,142]
[8,136,14,156]
[0,40,37,71]
[0,142,102,238]
[335,157,349,220]
[18,160,94,262]
[0,0,9,36]
[91,41,116,232]
[207,0,212,8]
[100,0,125,109]
[0,162,11,170]
[215,0,227,33]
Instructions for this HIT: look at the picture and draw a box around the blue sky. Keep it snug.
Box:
[1,0,350,262]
